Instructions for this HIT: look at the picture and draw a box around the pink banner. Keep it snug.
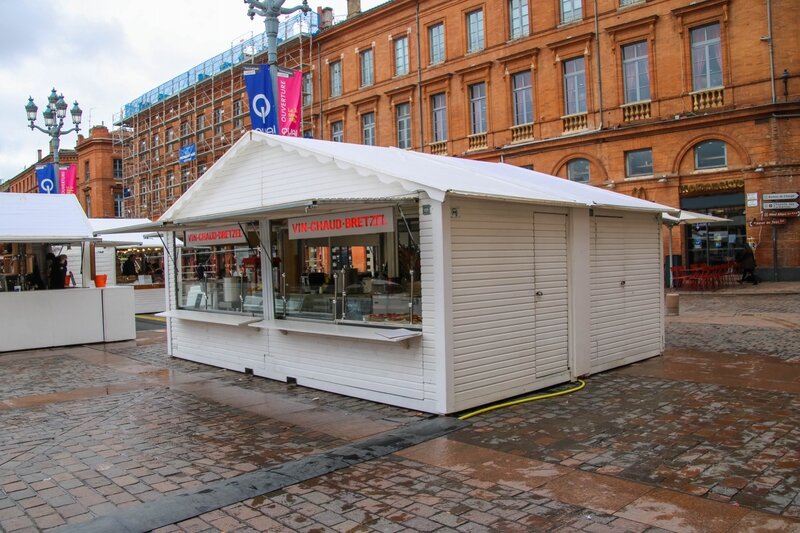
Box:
[59,164,77,195]
[277,69,303,137]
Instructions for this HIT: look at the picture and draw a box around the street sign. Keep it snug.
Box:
[762,201,799,210]
[750,218,786,226]
[764,210,800,218]
[763,192,799,201]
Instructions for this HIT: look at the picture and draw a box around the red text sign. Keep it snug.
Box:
[289,207,395,240]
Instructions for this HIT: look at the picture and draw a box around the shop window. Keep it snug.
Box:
[691,23,722,91]
[561,0,582,23]
[177,224,263,315]
[466,9,484,54]
[428,23,445,65]
[394,36,410,76]
[694,140,727,169]
[118,247,165,285]
[567,158,590,183]
[563,57,587,115]
[625,148,653,178]
[396,103,412,149]
[360,48,374,87]
[270,205,421,327]
[509,0,529,40]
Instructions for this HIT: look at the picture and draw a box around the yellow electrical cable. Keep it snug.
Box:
[457,379,586,420]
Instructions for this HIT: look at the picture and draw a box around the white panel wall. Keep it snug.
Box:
[590,211,663,372]
[449,199,570,410]
[134,289,167,314]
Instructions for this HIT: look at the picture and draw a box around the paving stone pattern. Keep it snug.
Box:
[450,373,800,517]
[668,294,800,362]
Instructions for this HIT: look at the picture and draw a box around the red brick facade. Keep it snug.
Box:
[2,126,122,219]
[117,0,800,279]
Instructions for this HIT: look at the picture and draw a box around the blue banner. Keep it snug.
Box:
[244,65,277,134]
[36,164,58,194]
[179,144,197,164]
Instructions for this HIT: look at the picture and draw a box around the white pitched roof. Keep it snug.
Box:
[0,193,95,243]
[161,132,676,223]
[88,218,166,247]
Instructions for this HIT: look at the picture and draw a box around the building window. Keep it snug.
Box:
[567,158,590,183]
[362,112,376,146]
[330,60,342,97]
[331,120,344,142]
[302,72,313,107]
[153,133,160,147]
[85,194,91,217]
[466,9,484,54]
[113,159,122,179]
[512,71,533,125]
[429,23,445,65]
[561,0,582,23]
[167,172,175,198]
[431,93,448,142]
[695,140,727,169]
[114,192,123,218]
[166,128,175,153]
[625,148,653,178]
[139,140,146,154]
[691,23,722,91]
[84,161,91,181]
[469,83,487,135]
[360,48,374,87]
[620,0,643,6]
[563,57,587,115]
[153,176,161,205]
[509,0,529,40]
[214,108,224,136]
[181,169,190,193]
[180,121,189,137]
[623,41,650,103]
[394,36,410,76]
[396,103,411,149]
[196,115,206,141]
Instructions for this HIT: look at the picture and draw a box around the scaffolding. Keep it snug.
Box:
[112,11,319,220]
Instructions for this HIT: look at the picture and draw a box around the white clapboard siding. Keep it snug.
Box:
[590,212,663,371]
[172,321,267,373]
[418,200,438,401]
[134,288,167,314]
[451,200,569,408]
[174,143,414,220]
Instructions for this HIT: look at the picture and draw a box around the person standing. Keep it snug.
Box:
[736,244,758,285]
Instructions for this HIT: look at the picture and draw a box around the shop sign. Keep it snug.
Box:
[763,192,798,201]
[764,210,800,218]
[749,218,786,226]
[679,179,744,196]
[289,207,394,240]
[763,201,799,210]
[186,226,247,246]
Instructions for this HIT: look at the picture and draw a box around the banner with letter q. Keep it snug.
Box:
[36,164,58,194]
[244,65,277,134]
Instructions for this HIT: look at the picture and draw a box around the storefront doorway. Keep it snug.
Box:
[680,192,746,266]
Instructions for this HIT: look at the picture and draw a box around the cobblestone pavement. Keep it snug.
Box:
[0,283,798,532]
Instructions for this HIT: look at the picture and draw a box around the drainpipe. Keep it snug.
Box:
[766,0,776,103]
[317,41,324,135]
[594,0,603,129]
[415,0,425,150]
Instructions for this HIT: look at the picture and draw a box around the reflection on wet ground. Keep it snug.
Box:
[0,288,798,531]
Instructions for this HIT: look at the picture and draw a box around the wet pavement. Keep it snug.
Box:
[0,282,799,532]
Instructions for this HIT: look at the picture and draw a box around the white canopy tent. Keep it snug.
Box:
[0,193,95,243]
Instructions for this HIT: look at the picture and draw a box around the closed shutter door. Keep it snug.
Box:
[590,214,662,369]
[590,216,627,367]
[532,212,569,378]
[621,216,662,360]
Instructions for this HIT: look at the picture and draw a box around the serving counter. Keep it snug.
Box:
[0,286,136,352]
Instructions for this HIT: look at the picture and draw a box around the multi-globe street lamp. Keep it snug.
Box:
[25,88,83,190]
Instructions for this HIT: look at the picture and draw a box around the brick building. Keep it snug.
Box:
[1,126,123,219]
[116,0,800,280]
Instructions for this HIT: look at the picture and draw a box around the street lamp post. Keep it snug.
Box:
[25,88,83,190]
[242,0,310,100]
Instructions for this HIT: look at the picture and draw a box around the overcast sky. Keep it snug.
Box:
[0,0,386,183]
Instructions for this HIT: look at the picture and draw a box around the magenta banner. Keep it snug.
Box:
[59,164,77,195]
[277,69,302,137]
